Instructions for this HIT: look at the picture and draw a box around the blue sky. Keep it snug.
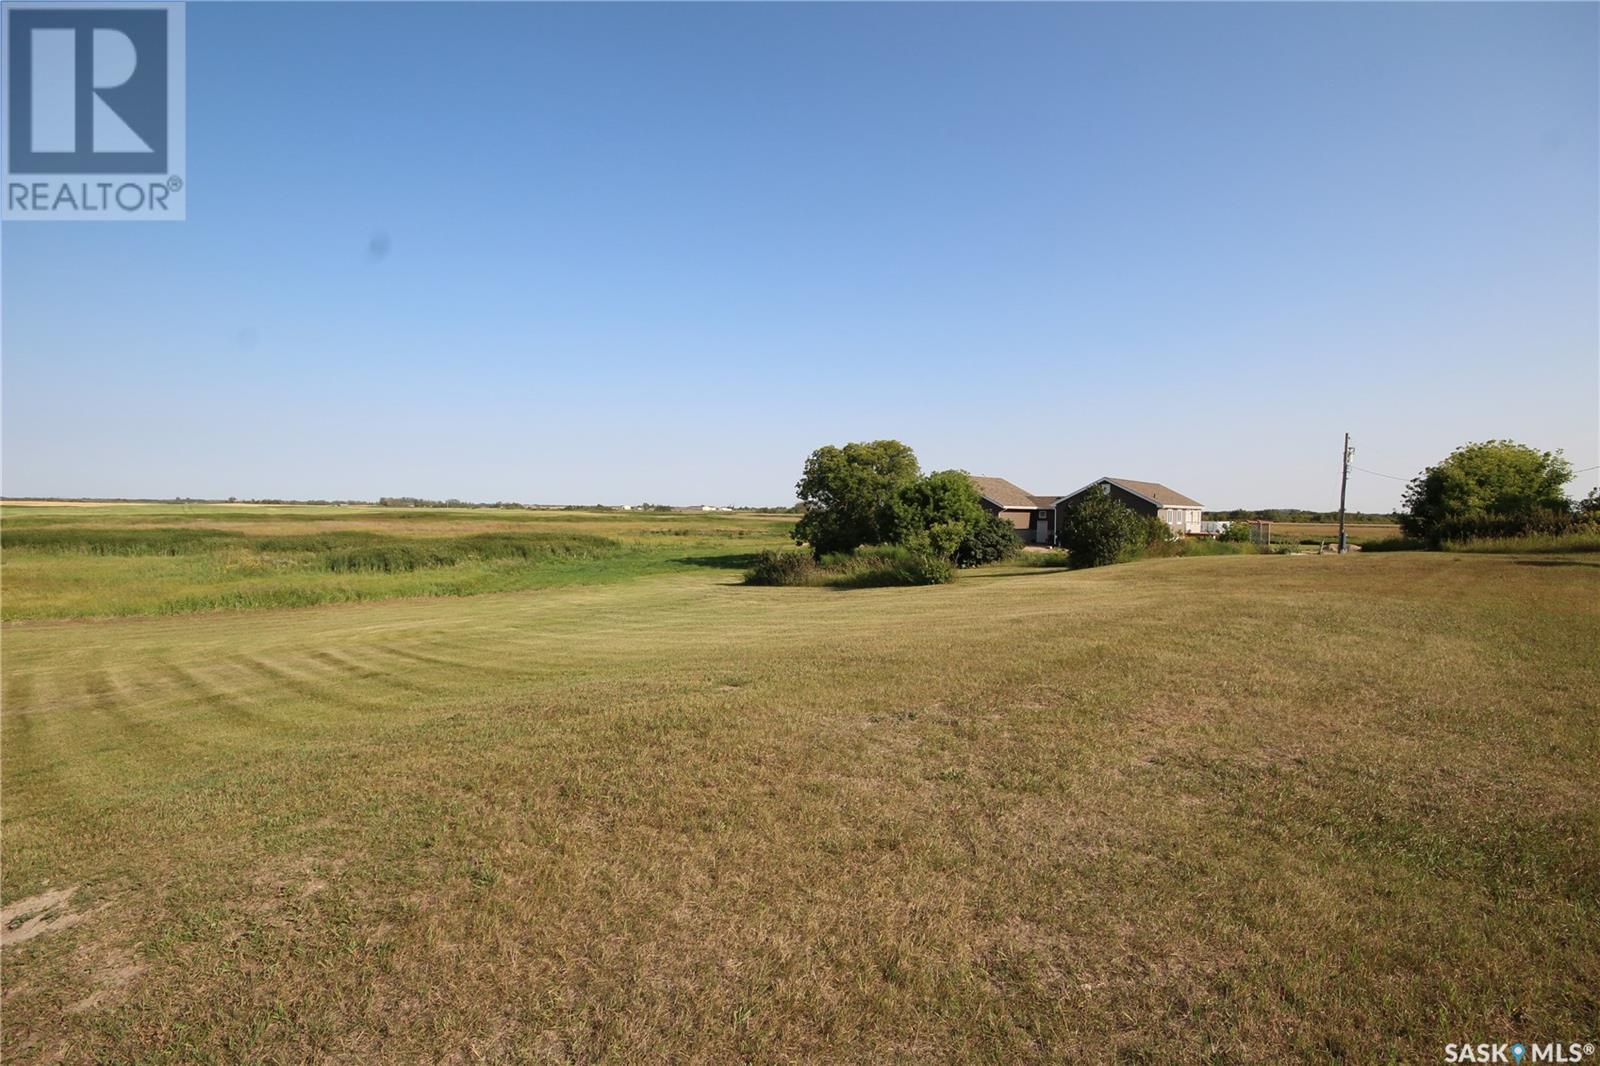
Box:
[3,2,1596,509]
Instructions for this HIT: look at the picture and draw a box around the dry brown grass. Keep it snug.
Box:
[2,547,1597,1062]
[1266,520,1402,545]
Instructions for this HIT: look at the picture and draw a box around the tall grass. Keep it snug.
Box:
[744,545,955,588]
[817,545,954,587]
[323,532,619,573]
[1134,538,1260,561]
[1441,531,1600,554]
[1,527,619,569]
[1,528,245,555]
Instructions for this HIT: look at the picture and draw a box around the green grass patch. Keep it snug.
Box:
[1,505,794,619]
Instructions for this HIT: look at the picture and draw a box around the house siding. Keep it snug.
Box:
[979,499,1047,543]
[1056,483,1202,536]
[1157,506,1203,534]
[1057,483,1159,522]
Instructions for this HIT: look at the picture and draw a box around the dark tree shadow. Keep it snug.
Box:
[1513,559,1600,569]
[676,553,761,571]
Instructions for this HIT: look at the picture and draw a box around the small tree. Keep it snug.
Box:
[1058,491,1146,568]
[1401,440,1573,543]
[792,440,921,558]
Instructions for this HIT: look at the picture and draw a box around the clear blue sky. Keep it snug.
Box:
[4,2,1596,509]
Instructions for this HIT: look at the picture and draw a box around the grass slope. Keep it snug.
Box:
[2,551,1597,1061]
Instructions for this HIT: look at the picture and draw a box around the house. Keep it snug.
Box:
[1055,477,1204,536]
[968,476,1061,545]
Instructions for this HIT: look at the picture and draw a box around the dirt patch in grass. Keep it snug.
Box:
[67,946,147,1014]
[1,886,92,947]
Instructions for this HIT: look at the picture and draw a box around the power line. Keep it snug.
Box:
[1350,465,1409,481]
[1352,463,1598,482]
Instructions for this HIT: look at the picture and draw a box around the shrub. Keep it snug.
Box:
[1017,549,1071,568]
[956,513,1022,566]
[744,548,817,586]
[1216,521,1252,543]
[819,545,954,587]
[1058,492,1147,569]
[1179,539,1257,557]
[1143,516,1176,545]
[1137,518,1182,557]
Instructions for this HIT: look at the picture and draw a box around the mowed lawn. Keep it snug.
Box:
[2,545,1598,1060]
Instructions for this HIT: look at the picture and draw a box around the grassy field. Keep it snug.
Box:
[0,505,792,620]
[2,506,1597,1061]
[1256,520,1403,546]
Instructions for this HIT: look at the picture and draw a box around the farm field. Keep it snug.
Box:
[1257,520,1403,546]
[2,506,1598,1062]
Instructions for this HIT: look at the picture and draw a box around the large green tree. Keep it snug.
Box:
[1400,440,1573,540]
[889,469,989,558]
[792,440,921,558]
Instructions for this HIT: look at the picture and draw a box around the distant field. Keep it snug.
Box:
[1259,520,1402,545]
[3,514,1596,1061]
[0,504,793,620]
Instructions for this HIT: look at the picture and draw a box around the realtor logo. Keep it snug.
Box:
[4,2,185,219]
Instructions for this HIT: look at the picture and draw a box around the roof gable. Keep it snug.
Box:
[1061,477,1203,509]
[967,475,1037,510]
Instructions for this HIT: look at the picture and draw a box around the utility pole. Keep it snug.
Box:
[1338,432,1352,554]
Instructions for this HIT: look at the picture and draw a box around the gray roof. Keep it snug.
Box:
[1063,477,1203,509]
[967,476,1037,510]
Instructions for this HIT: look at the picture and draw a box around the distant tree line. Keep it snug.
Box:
[377,497,537,509]
[1210,508,1400,523]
